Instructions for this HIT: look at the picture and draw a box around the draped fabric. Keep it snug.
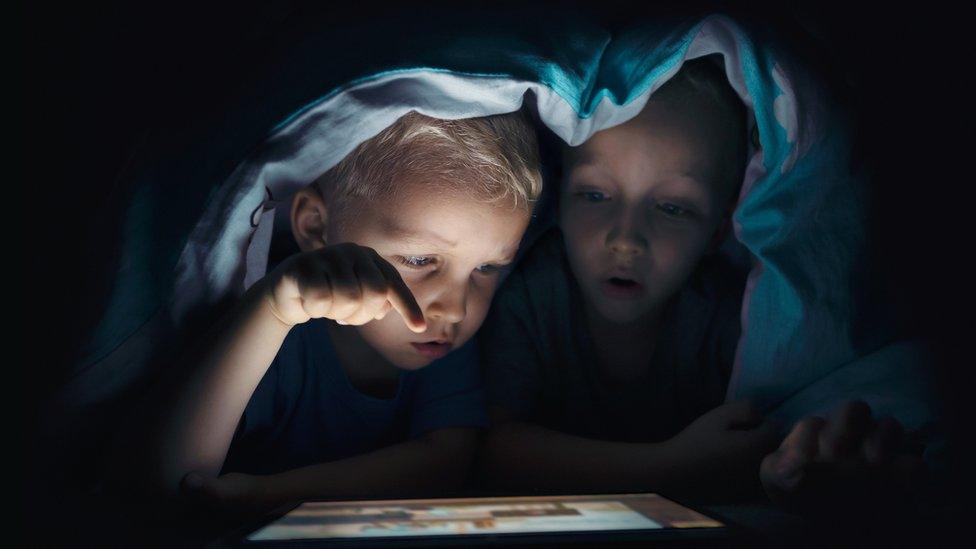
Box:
[64,12,941,469]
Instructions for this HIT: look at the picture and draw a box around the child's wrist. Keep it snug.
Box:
[652,438,693,488]
[263,292,296,328]
[254,277,297,328]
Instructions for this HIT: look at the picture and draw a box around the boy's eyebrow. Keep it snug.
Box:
[565,161,614,184]
[382,222,458,248]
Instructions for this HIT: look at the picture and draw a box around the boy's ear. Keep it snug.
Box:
[290,185,330,252]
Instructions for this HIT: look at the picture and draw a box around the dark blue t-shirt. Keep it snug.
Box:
[480,227,746,443]
[222,318,488,475]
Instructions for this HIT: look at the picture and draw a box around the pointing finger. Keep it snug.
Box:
[371,253,426,333]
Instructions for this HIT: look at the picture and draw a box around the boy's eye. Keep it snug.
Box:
[475,264,501,274]
[656,203,690,217]
[398,255,435,268]
[575,190,608,203]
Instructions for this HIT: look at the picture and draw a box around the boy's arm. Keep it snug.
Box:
[480,402,779,499]
[182,427,478,513]
[108,276,292,498]
[108,244,425,500]
[253,341,487,504]
[184,343,485,512]
[480,412,677,492]
[286,428,475,499]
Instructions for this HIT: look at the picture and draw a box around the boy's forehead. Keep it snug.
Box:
[567,138,708,187]
[379,218,459,248]
[356,187,527,256]
[566,102,735,195]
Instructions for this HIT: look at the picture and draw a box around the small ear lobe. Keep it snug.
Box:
[290,186,329,252]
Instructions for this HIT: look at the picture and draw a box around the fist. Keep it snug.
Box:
[264,243,426,332]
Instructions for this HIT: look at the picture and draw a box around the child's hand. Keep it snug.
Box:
[665,400,780,498]
[759,400,925,514]
[265,243,426,332]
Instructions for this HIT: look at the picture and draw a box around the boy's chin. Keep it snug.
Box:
[391,357,433,371]
[589,298,655,326]
[378,348,434,371]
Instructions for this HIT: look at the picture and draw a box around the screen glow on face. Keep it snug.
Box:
[248,494,723,541]
[326,181,529,371]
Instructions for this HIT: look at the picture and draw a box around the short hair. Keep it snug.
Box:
[315,110,542,217]
[653,54,749,195]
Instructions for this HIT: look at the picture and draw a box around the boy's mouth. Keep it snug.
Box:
[410,341,453,359]
[601,276,645,299]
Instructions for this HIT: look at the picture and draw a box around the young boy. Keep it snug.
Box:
[112,110,542,514]
[479,57,917,507]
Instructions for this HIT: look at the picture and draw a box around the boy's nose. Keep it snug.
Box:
[606,215,647,256]
[425,283,467,325]
[609,237,644,256]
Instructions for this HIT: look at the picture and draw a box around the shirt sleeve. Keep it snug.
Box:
[407,340,489,438]
[477,269,545,422]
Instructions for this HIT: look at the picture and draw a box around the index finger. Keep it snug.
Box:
[371,254,427,333]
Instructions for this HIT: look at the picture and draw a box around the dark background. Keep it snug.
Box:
[23,0,974,542]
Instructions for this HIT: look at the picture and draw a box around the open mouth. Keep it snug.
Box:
[601,277,645,299]
[410,341,453,359]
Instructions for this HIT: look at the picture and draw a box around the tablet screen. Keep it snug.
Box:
[247,493,724,541]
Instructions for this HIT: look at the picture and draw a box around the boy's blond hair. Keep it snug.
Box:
[316,110,542,217]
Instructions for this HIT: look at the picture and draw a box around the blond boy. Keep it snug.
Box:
[113,111,541,514]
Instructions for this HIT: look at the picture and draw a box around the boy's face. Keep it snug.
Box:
[316,180,530,370]
[559,95,740,325]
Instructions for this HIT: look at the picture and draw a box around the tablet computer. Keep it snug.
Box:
[238,493,738,546]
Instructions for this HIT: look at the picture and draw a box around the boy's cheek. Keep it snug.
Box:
[560,205,604,235]
[563,233,605,281]
[454,289,494,345]
[657,232,712,275]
